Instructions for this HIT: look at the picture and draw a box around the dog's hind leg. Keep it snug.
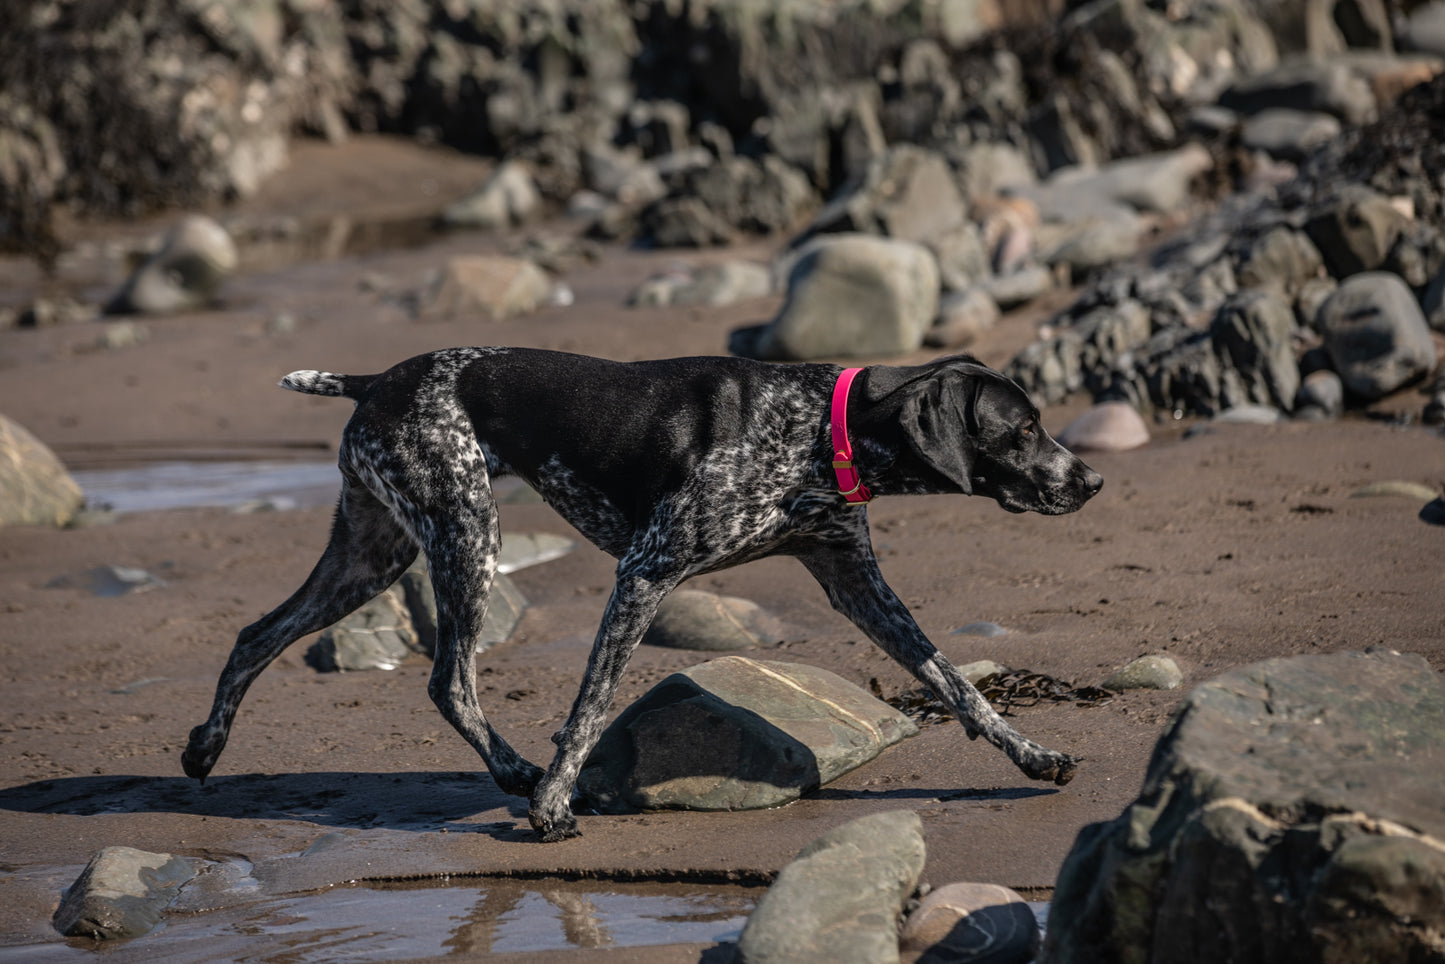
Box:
[418,486,545,799]
[183,476,419,782]
[797,537,1077,786]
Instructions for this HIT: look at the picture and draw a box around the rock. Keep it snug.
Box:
[1044,649,1445,964]
[1056,402,1150,453]
[628,261,772,308]
[53,846,195,940]
[1304,185,1408,279]
[306,589,418,672]
[925,287,1000,349]
[642,155,816,247]
[1039,209,1144,282]
[106,215,238,315]
[1401,2,1445,56]
[953,622,1008,638]
[801,145,968,247]
[1048,145,1213,216]
[419,255,552,321]
[932,222,993,292]
[735,810,926,964]
[397,564,527,659]
[1100,654,1182,691]
[1318,272,1436,400]
[981,265,1054,310]
[0,413,84,527]
[1293,369,1344,419]
[577,656,917,813]
[900,882,1041,964]
[1240,108,1342,162]
[1209,290,1301,413]
[641,590,781,652]
[1218,59,1378,125]
[748,234,939,361]
[441,161,542,230]
[1235,225,1324,293]
[46,565,165,597]
[1422,497,1445,525]
[958,660,1009,685]
[498,532,576,574]
[1423,260,1445,332]
[1349,480,1440,501]
[1426,386,1445,426]
[1212,404,1285,425]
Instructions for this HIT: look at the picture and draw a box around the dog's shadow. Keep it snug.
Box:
[0,769,533,836]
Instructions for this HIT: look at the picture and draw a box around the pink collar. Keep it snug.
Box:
[830,368,872,504]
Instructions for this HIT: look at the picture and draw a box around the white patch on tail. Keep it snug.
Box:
[279,370,347,396]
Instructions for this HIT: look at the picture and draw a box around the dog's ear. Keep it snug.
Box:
[897,370,981,493]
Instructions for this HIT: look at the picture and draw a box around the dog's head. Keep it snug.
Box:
[874,357,1103,515]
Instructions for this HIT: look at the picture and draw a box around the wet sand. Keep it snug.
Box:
[1,137,1442,960]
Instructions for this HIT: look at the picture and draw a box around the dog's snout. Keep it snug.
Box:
[1084,468,1103,497]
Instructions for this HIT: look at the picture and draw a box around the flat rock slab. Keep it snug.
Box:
[53,846,195,940]
[1044,649,1445,964]
[578,656,918,813]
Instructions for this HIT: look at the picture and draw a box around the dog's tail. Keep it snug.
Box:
[279,370,375,399]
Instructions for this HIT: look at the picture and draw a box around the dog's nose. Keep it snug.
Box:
[1084,469,1103,497]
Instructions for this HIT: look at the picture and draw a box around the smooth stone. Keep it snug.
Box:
[1318,272,1436,400]
[901,882,1041,964]
[1240,107,1341,161]
[1293,369,1344,420]
[642,589,781,652]
[1056,402,1150,453]
[53,846,196,940]
[306,589,418,672]
[0,412,84,527]
[578,656,917,813]
[441,160,541,229]
[106,215,238,314]
[498,531,576,573]
[736,810,926,964]
[1101,654,1183,691]
[925,287,1000,349]
[1212,405,1284,424]
[419,255,552,321]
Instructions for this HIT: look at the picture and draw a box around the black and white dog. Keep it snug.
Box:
[184,348,1102,840]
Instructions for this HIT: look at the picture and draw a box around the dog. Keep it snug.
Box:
[183,348,1102,841]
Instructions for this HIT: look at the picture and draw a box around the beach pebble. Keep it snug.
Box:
[901,882,1041,963]
[1102,654,1183,691]
[642,589,780,651]
[1057,402,1150,453]
[1293,369,1344,420]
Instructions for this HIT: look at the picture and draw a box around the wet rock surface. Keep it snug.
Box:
[1044,649,1445,964]
[52,846,195,940]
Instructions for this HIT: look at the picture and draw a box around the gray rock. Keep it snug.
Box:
[441,160,542,229]
[47,565,165,597]
[1239,108,1341,162]
[901,882,1041,964]
[1426,390,1445,426]
[981,265,1054,310]
[1026,93,1099,175]
[1100,654,1182,691]
[1212,404,1285,425]
[926,287,1000,349]
[1293,369,1344,420]
[931,222,992,293]
[1043,649,1445,964]
[1235,225,1324,293]
[1209,290,1301,413]
[53,846,196,940]
[578,656,917,813]
[643,155,815,248]
[1304,185,1409,279]
[1423,260,1445,332]
[1057,402,1151,453]
[802,145,967,247]
[0,413,84,527]
[1045,145,1213,216]
[1401,1,1445,56]
[736,810,926,964]
[641,590,781,651]
[628,261,772,308]
[1218,59,1378,125]
[307,589,419,672]
[419,255,552,321]
[750,234,940,360]
[498,531,576,574]
[1422,497,1445,525]
[1318,272,1436,400]
[1039,209,1144,282]
[959,659,1009,685]
[107,215,238,315]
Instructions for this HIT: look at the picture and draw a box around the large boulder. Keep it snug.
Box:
[1043,649,1445,964]
[53,847,196,940]
[106,215,239,315]
[746,234,940,360]
[0,413,84,527]
[577,656,917,813]
[735,810,926,964]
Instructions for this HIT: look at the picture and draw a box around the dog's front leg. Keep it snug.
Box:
[528,571,674,841]
[797,539,1077,786]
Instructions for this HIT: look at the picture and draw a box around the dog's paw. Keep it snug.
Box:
[1021,749,1078,786]
[181,725,221,784]
[529,807,581,842]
